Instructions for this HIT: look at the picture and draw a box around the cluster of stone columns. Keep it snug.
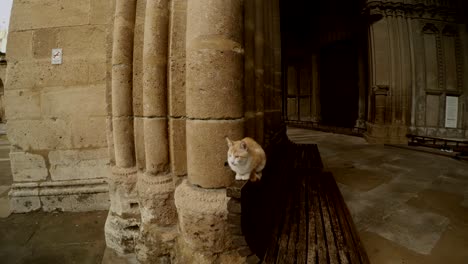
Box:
[106,0,178,262]
[135,0,178,262]
[105,0,285,261]
[365,1,414,143]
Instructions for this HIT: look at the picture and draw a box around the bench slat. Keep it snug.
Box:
[296,173,308,264]
[324,173,350,264]
[318,172,340,264]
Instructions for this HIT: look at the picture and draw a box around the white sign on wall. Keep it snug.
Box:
[445,96,458,128]
[51,48,62,65]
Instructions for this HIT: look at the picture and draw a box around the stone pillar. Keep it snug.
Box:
[364,4,411,143]
[254,0,265,145]
[135,0,178,262]
[355,46,367,130]
[105,0,140,255]
[175,0,244,261]
[168,0,188,184]
[311,54,321,123]
[263,0,283,144]
[244,0,256,138]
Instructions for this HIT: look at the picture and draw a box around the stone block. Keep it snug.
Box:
[4,90,42,120]
[131,13,144,118]
[32,28,59,59]
[169,118,186,177]
[90,0,113,25]
[62,192,109,212]
[9,0,91,31]
[71,116,108,148]
[9,195,41,213]
[88,62,107,84]
[186,119,243,188]
[174,180,231,253]
[10,151,48,182]
[4,60,38,91]
[41,85,107,118]
[49,148,109,181]
[227,198,241,214]
[186,49,243,119]
[172,0,187,11]
[58,25,107,60]
[134,117,146,171]
[143,118,170,174]
[41,195,74,212]
[106,117,116,165]
[6,60,95,90]
[186,0,242,44]
[228,212,241,225]
[7,119,72,150]
[5,31,33,62]
[168,1,187,117]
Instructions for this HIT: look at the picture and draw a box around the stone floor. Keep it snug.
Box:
[287,127,468,264]
[0,127,467,263]
[0,133,107,264]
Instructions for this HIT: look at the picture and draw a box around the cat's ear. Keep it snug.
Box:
[240,140,248,150]
[226,137,233,147]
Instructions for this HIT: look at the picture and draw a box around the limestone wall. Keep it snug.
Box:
[5,0,113,212]
[364,0,468,143]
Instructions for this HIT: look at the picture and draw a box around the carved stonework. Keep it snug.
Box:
[364,0,459,22]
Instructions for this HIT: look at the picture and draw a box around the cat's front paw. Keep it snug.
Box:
[235,174,249,181]
[235,174,244,180]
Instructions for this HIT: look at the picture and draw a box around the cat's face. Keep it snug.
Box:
[226,138,249,168]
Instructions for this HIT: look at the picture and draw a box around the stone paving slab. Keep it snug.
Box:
[0,211,107,264]
[287,127,468,264]
[367,205,450,255]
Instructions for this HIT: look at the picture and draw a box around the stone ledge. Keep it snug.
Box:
[8,178,109,213]
[226,180,247,199]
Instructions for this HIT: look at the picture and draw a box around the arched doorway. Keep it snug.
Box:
[281,0,367,131]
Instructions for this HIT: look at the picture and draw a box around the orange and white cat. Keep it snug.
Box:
[226,137,266,182]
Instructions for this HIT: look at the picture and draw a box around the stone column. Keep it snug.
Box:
[254,0,265,145]
[135,0,177,262]
[105,0,140,255]
[311,54,321,123]
[244,0,256,138]
[175,0,244,261]
[355,45,367,130]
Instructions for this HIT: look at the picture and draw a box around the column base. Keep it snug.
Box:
[101,247,138,264]
[105,211,140,254]
[135,224,178,264]
[174,180,232,254]
[105,166,140,254]
[354,119,367,130]
[135,172,178,263]
[173,237,255,264]
[364,122,408,144]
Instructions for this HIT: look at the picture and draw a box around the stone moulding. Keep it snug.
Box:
[364,1,459,22]
[8,178,109,213]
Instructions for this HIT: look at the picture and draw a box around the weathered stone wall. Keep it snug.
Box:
[364,0,468,142]
[5,0,113,212]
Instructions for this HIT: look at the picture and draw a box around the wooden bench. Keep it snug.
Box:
[240,141,369,263]
[407,134,468,152]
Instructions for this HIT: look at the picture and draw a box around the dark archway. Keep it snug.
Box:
[280,0,367,130]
